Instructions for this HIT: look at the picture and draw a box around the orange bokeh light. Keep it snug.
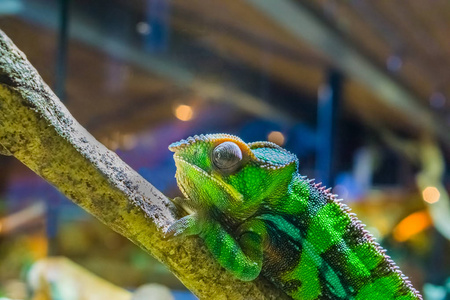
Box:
[267,131,285,146]
[393,210,432,242]
[174,105,193,121]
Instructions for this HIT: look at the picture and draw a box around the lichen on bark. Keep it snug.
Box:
[0,30,288,299]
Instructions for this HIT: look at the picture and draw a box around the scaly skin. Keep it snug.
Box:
[167,133,422,299]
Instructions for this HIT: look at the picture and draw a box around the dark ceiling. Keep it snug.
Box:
[1,0,449,145]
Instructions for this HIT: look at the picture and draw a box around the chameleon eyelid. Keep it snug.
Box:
[212,141,243,171]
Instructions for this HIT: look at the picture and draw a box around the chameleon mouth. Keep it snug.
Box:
[172,154,244,206]
[173,155,199,200]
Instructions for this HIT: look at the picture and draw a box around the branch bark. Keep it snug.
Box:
[0,30,289,299]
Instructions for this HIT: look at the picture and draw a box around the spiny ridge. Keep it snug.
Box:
[307,178,422,299]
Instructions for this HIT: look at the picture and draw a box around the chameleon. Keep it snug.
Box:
[166,133,422,299]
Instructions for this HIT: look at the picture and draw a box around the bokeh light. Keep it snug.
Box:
[393,210,432,242]
[174,104,194,121]
[267,131,285,146]
[136,22,151,35]
[429,92,446,109]
[422,186,440,204]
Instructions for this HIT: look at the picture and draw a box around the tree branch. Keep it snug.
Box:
[0,30,288,299]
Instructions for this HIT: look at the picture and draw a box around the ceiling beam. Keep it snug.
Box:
[15,0,296,124]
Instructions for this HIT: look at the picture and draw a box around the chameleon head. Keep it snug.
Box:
[169,134,299,215]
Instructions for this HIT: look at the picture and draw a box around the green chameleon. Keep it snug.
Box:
[166,133,422,299]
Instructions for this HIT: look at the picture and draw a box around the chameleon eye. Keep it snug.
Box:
[212,142,242,171]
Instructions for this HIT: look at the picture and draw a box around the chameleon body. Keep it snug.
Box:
[167,133,422,299]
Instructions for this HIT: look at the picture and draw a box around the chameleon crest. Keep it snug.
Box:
[167,134,422,299]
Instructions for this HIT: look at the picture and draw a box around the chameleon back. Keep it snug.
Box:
[259,174,421,299]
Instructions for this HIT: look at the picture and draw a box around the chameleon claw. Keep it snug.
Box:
[164,213,202,239]
[170,196,201,215]
[171,196,185,206]
[0,144,12,156]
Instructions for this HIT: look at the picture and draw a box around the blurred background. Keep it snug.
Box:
[0,0,450,299]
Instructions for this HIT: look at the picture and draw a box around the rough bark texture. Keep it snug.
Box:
[0,30,289,299]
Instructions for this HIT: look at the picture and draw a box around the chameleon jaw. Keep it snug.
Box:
[173,154,244,209]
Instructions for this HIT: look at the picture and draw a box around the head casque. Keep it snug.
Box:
[169,134,298,218]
